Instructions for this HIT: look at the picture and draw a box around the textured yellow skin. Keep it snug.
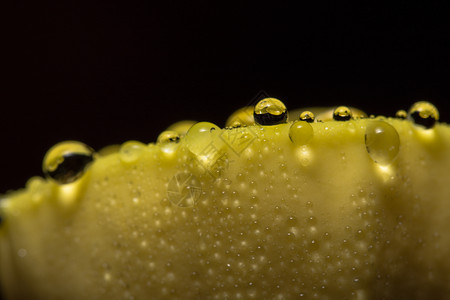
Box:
[1,118,450,299]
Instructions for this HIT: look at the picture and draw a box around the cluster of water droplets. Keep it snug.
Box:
[26,99,439,191]
[19,98,438,191]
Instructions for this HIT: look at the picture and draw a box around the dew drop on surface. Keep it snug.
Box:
[408,101,439,129]
[299,111,315,123]
[365,121,400,165]
[395,110,407,119]
[185,122,221,156]
[289,121,313,146]
[333,106,352,121]
[43,141,95,184]
[119,141,146,164]
[157,131,181,144]
[157,131,181,153]
[254,98,288,125]
[226,106,255,128]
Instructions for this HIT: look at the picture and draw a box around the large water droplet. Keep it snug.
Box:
[365,121,400,165]
[408,101,439,129]
[43,141,95,184]
[289,121,313,146]
[157,131,181,153]
[185,122,221,156]
[333,106,352,121]
[226,106,255,128]
[119,141,146,163]
[299,111,315,123]
[254,98,288,125]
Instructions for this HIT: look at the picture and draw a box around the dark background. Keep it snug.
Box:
[2,2,450,194]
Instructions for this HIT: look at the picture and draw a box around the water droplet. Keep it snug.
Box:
[289,121,313,146]
[43,141,95,184]
[299,111,315,123]
[254,98,288,125]
[157,131,181,153]
[395,110,407,119]
[408,101,439,129]
[119,141,146,163]
[166,120,197,136]
[226,106,255,128]
[185,122,221,157]
[286,216,298,226]
[333,106,352,121]
[365,121,400,165]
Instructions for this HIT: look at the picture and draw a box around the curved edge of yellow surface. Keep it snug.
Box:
[1,117,450,299]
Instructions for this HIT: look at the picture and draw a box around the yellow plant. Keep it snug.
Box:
[0,100,449,299]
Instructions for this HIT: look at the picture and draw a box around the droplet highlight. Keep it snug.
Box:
[333,106,352,121]
[254,98,288,126]
[408,101,439,129]
[289,121,314,146]
[43,141,95,184]
[299,111,315,123]
[365,121,400,165]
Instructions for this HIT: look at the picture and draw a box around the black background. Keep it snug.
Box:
[2,2,449,194]
[1,2,450,298]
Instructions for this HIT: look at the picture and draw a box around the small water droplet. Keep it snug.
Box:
[289,121,313,146]
[365,121,400,165]
[333,106,352,121]
[43,141,95,184]
[395,110,407,119]
[408,101,439,129]
[299,111,315,123]
[157,131,181,153]
[119,141,146,163]
[286,216,298,226]
[254,98,288,125]
[226,106,255,128]
[157,131,181,144]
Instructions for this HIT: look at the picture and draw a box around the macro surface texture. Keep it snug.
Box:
[1,101,449,299]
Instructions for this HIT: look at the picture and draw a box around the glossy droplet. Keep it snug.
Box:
[333,106,352,121]
[226,106,255,128]
[395,110,407,119]
[299,111,315,123]
[254,98,288,126]
[43,141,95,184]
[157,131,180,144]
[289,121,313,146]
[185,122,221,156]
[365,121,400,165]
[157,131,181,153]
[119,141,146,163]
[408,101,439,129]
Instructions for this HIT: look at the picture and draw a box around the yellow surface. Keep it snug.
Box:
[1,116,450,299]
